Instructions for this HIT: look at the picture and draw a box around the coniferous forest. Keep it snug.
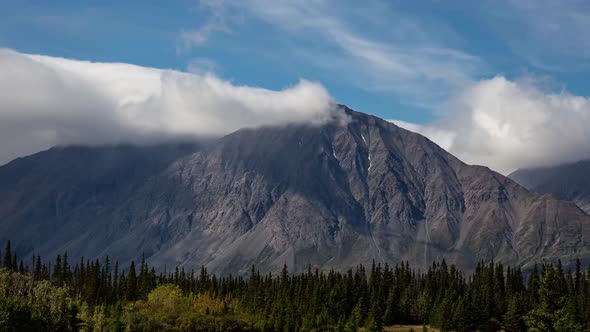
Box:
[0,240,588,331]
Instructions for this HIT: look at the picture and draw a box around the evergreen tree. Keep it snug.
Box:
[346,300,363,332]
[53,254,63,285]
[366,296,383,331]
[525,264,564,331]
[2,239,590,332]
[126,260,137,301]
[528,264,540,308]
[33,255,42,280]
[3,240,12,270]
[382,287,396,325]
[62,252,70,285]
[504,295,525,332]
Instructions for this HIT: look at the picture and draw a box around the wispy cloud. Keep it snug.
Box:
[483,0,590,71]
[21,7,100,32]
[249,0,484,108]
[184,0,485,109]
[186,57,218,75]
[179,0,232,50]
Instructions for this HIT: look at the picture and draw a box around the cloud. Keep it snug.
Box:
[186,57,218,75]
[184,0,484,109]
[392,76,590,174]
[179,22,228,49]
[478,0,590,71]
[389,119,456,153]
[0,49,338,164]
[179,0,232,50]
[255,0,483,107]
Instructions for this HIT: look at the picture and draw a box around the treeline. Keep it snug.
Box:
[0,239,589,331]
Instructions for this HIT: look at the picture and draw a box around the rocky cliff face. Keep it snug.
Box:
[2,107,589,274]
[510,160,590,215]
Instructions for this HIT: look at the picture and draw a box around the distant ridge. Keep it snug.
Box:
[510,159,590,215]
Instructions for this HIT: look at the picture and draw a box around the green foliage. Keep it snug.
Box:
[0,269,79,331]
[503,295,525,332]
[2,240,590,331]
[365,299,383,331]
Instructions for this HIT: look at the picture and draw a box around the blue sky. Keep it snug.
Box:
[2,0,589,124]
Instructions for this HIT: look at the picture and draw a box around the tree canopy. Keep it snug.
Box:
[0,241,589,331]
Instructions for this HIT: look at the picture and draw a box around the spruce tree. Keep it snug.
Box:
[53,254,63,285]
[3,240,12,270]
[366,295,383,332]
[62,252,70,285]
[525,264,560,331]
[126,261,137,301]
[346,300,363,332]
[382,287,396,325]
[503,295,525,332]
[34,255,42,280]
[527,264,540,308]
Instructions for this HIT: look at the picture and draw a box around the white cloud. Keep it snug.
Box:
[186,57,218,75]
[389,120,456,153]
[0,49,338,164]
[185,0,484,108]
[392,76,590,174]
[179,0,232,50]
[180,22,228,49]
[477,0,590,71]
[255,0,483,107]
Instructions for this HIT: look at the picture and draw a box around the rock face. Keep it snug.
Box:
[509,160,590,215]
[2,107,590,274]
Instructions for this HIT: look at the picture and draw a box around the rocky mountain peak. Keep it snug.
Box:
[1,107,589,275]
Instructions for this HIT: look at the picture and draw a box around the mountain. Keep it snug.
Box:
[2,107,590,274]
[509,160,590,215]
[0,143,199,260]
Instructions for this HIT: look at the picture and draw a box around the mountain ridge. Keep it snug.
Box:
[1,106,589,275]
[509,159,590,215]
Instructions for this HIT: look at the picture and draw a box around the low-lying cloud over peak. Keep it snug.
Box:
[392,76,590,174]
[3,49,589,174]
[0,49,337,164]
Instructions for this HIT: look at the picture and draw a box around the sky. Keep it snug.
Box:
[1,0,590,174]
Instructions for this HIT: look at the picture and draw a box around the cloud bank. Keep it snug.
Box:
[392,76,590,174]
[2,48,589,175]
[0,49,336,164]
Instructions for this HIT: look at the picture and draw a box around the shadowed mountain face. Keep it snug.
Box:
[509,160,590,215]
[2,107,590,275]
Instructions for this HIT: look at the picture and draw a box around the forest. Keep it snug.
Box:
[0,240,587,332]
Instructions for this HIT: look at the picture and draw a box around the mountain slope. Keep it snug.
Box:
[0,144,199,258]
[1,107,589,274]
[509,160,590,214]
